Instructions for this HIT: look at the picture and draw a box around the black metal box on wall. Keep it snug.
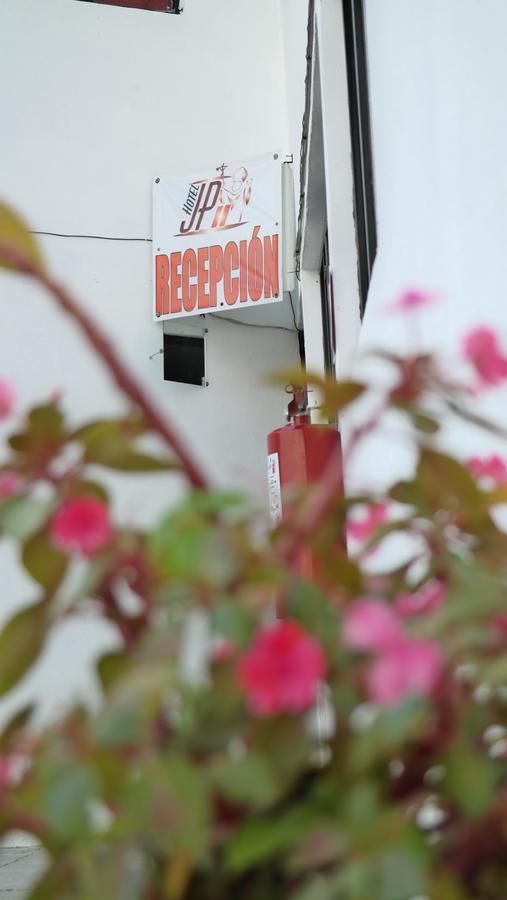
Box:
[163,330,207,387]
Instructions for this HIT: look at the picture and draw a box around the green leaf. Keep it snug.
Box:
[444,745,499,816]
[334,837,429,900]
[372,840,429,900]
[149,507,239,585]
[72,414,147,444]
[428,557,505,633]
[212,601,254,646]
[22,528,68,592]
[28,404,65,439]
[287,580,340,655]
[389,479,420,507]
[226,807,315,873]
[120,756,211,856]
[93,447,175,471]
[8,404,67,467]
[480,654,507,687]
[250,717,312,785]
[269,369,365,417]
[485,484,507,506]
[44,764,98,839]
[287,826,346,876]
[69,479,109,503]
[213,752,283,810]
[351,698,429,773]
[96,449,175,472]
[93,705,145,746]
[184,489,251,516]
[149,517,210,578]
[96,651,129,693]
[416,448,485,519]
[75,419,174,471]
[409,408,440,434]
[164,756,211,851]
[314,379,365,418]
[0,496,51,540]
[0,602,47,696]
[0,703,34,751]
[0,203,44,272]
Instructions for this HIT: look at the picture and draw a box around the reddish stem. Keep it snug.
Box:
[0,242,208,490]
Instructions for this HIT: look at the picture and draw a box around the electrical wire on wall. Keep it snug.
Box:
[208,314,295,334]
[32,227,306,358]
[31,228,302,338]
[30,230,152,243]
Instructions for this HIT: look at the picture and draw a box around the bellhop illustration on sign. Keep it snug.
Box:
[153,152,283,321]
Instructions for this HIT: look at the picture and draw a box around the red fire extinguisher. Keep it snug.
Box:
[267,387,343,578]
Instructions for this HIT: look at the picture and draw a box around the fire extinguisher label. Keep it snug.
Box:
[267,452,283,524]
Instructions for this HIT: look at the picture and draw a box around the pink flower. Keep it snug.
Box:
[0,471,22,501]
[462,327,507,387]
[343,599,403,652]
[466,454,507,485]
[365,638,443,707]
[0,380,15,420]
[388,288,437,314]
[51,495,112,556]
[395,580,446,618]
[347,503,388,544]
[237,619,326,716]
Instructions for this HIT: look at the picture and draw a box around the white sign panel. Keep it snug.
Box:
[153,152,283,321]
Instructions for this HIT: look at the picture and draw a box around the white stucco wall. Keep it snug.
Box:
[280,0,310,205]
[0,0,299,726]
[345,0,507,495]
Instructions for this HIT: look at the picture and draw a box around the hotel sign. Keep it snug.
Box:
[153,152,283,320]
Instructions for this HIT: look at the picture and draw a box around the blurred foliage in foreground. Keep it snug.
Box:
[1,205,507,898]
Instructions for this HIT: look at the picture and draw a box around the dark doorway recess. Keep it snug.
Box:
[342,0,377,315]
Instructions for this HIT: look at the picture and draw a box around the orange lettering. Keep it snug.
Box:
[248,227,263,301]
[155,254,170,315]
[170,252,182,313]
[239,240,248,302]
[224,242,239,306]
[209,245,224,308]
[182,248,197,312]
[263,235,279,298]
[198,247,210,309]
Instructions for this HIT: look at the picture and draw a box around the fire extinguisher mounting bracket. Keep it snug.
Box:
[284,385,312,424]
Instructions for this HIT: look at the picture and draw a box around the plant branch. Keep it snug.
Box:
[0,242,209,490]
